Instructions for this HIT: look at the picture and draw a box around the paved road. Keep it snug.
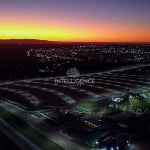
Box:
[0,118,41,150]
[0,101,85,150]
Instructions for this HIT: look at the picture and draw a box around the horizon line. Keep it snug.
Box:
[0,38,150,44]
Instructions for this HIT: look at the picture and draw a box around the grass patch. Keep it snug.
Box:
[33,112,45,118]
[117,97,150,114]
[73,101,101,114]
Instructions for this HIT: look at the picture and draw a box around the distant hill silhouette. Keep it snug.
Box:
[0,39,149,45]
[0,39,57,44]
[0,39,106,45]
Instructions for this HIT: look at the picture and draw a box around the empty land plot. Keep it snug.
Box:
[9,84,65,106]
[27,82,89,101]
[0,88,32,108]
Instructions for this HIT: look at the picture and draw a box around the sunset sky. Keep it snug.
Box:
[0,0,150,42]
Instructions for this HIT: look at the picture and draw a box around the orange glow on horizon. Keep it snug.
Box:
[0,21,150,42]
